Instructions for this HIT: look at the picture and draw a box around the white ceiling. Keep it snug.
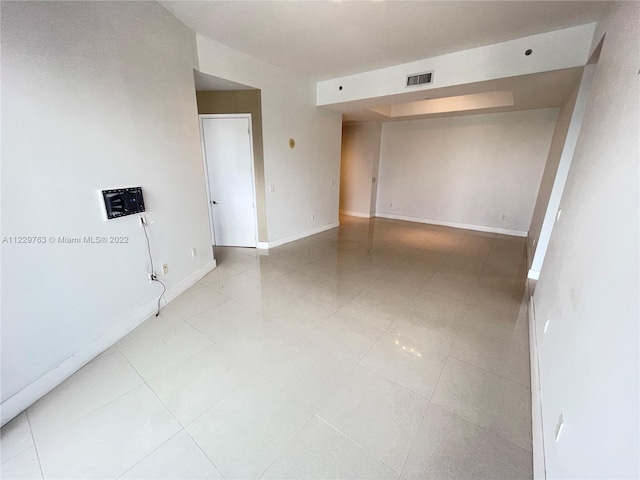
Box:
[162,1,609,80]
[341,67,584,122]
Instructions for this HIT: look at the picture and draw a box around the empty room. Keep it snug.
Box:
[1,1,638,480]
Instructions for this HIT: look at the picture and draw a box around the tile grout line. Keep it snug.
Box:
[178,339,313,436]
[253,301,407,477]
[437,242,533,380]
[431,235,534,452]
[0,421,36,465]
[427,399,533,455]
[314,357,433,477]
[118,292,232,358]
[119,323,214,384]
[436,233,532,449]
[114,429,185,480]
[180,426,228,480]
[404,237,455,309]
[447,352,532,389]
[378,234,471,419]
[313,289,443,475]
[402,236,479,474]
[163,285,234,324]
[11,221,531,479]
[396,399,432,479]
[120,351,228,480]
[313,414,399,474]
[255,413,316,480]
[25,351,147,449]
[355,362,430,402]
[24,410,45,480]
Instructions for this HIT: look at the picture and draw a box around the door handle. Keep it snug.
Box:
[211,200,219,205]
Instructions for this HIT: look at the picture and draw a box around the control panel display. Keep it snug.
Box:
[102,187,145,220]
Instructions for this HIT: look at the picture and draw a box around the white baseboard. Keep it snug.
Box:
[0,259,217,427]
[375,212,528,237]
[529,294,546,479]
[257,222,340,249]
[339,210,373,219]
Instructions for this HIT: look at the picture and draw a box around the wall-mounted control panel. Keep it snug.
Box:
[102,187,145,220]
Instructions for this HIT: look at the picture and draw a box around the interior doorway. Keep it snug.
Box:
[200,114,258,247]
[193,69,268,251]
[339,122,382,219]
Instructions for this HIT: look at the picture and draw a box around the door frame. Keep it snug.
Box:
[198,113,259,248]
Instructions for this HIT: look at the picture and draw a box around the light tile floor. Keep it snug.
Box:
[1,216,533,479]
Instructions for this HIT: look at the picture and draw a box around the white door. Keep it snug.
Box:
[201,115,257,247]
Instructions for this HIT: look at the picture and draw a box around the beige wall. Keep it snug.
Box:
[196,90,268,241]
[527,83,579,266]
[340,122,382,218]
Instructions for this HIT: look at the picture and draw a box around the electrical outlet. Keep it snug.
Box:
[190,248,197,257]
[311,214,315,221]
[148,273,156,282]
[501,214,507,221]
[330,180,335,187]
[269,185,275,193]
[162,263,169,275]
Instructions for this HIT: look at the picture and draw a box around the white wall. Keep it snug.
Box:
[1,2,214,423]
[339,123,382,218]
[532,2,639,478]
[375,109,558,235]
[317,24,595,107]
[527,64,596,279]
[196,35,343,246]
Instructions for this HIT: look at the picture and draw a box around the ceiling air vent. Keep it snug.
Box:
[406,71,433,87]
